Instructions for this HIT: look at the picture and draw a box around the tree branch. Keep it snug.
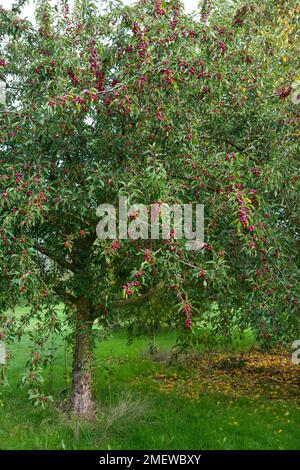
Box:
[53,285,77,304]
[34,243,78,274]
[109,282,165,309]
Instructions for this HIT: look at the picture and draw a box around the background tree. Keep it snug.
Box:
[0,0,299,419]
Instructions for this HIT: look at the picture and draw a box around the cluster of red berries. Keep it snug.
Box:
[68,69,80,87]
[134,271,145,279]
[169,7,180,30]
[133,21,139,35]
[161,67,175,85]
[88,41,105,91]
[123,280,140,297]
[181,29,197,39]
[277,86,292,100]
[84,89,98,101]
[203,243,212,252]
[49,92,99,109]
[214,25,227,35]
[137,40,150,58]
[219,41,227,55]
[252,167,261,177]
[156,109,165,122]
[233,4,254,26]
[139,75,148,87]
[181,303,192,329]
[237,191,248,226]
[30,352,41,366]
[155,1,166,15]
[15,172,23,184]
[225,152,236,161]
[143,248,154,263]
[111,240,121,252]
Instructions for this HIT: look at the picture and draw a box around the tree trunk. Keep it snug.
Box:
[71,298,96,420]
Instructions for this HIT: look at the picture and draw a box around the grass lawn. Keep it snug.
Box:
[1,317,300,450]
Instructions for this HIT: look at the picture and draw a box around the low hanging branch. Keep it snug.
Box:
[110,282,166,309]
[33,243,79,274]
[52,286,77,305]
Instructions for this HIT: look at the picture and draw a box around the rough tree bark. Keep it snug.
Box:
[71,297,96,420]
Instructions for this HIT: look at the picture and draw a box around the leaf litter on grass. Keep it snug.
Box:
[148,350,300,403]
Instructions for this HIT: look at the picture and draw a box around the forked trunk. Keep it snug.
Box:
[71,298,96,420]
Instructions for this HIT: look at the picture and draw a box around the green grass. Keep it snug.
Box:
[1,324,300,450]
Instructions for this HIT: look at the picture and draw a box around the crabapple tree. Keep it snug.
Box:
[0,0,299,418]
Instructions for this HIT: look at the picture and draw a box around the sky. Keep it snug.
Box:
[1,0,200,20]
